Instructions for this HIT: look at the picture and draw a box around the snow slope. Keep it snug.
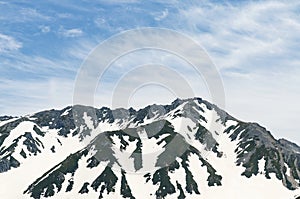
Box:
[0,98,299,199]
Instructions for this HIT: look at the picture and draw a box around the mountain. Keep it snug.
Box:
[0,97,300,199]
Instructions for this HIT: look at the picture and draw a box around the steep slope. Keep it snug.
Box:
[24,120,223,199]
[0,97,299,199]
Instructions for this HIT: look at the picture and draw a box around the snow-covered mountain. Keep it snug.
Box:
[0,97,300,199]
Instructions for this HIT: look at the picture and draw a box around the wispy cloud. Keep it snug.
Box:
[154,9,169,21]
[59,27,83,37]
[19,8,51,21]
[175,1,300,72]
[0,49,79,87]
[0,33,22,53]
[39,25,51,33]
[56,13,73,19]
[0,7,52,23]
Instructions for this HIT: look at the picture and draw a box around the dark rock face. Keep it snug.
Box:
[0,157,20,173]
[0,116,15,122]
[32,107,75,137]
[79,182,89,194]
[226,121,300,190]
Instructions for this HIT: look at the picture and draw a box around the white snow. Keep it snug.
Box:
[1,121,36,149]
[0,121,85,199]
[126,171,158,198]
[1,100,300,199]
[60,108,71,117]
[82,112,94,130]
[285,163,291,176]
[110,134,138,172]
[0,117,19,127]
[258,158,266,174]
[195,125,300,199]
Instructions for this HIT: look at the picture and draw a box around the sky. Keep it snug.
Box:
[0,0,300,144]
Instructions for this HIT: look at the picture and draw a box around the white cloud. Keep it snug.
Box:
[94,17,106,27]
[177,1,300,71]
[0,51,78,76]
[39,25,51,33]
[59,27,83,37]
[154,9,169,21]
[19,8,51,21]
[0,33,22,53]
[57,13,73,18]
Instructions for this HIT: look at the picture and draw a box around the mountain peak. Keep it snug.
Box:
[0,97,299,198]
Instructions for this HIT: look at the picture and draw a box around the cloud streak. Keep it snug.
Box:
[0,33,22,53]
[175,1,300,73]
[59,27,83,37]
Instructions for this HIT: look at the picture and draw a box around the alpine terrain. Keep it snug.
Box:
[0,97,300,199]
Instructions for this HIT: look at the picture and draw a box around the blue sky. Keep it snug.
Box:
[0,0,300,144]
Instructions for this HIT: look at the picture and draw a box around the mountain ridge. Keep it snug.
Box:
[0,97,300,199]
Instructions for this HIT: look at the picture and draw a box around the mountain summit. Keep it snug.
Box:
[0,97,299,199]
